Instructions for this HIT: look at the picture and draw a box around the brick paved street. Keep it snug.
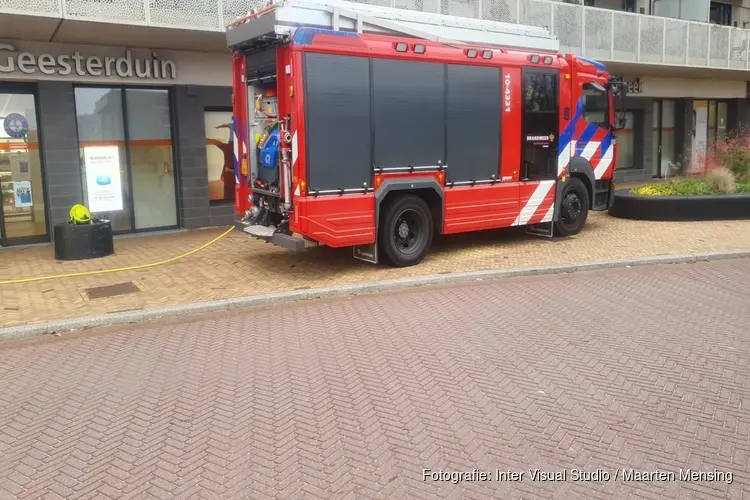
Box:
[3,212,750,329]
[1,259,750,499]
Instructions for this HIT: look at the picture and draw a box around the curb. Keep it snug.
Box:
[2,250,749,342]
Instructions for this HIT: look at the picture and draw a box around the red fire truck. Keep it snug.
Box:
[227,0,623,267]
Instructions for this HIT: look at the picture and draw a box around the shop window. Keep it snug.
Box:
[0,91,48,245]
[126,89,177,229]
[74,87,178,233]
[75,88,131,232]
[615,111,636,170]
[204,110,235,203]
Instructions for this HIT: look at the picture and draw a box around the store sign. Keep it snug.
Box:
[609,77,643,95]
[0,43,177,80]
[84,146,123,213]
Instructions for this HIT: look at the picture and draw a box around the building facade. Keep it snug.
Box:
[0,40,239,246]
[603,72,747,182]
[0,0,246,246]
[3,0,750,246]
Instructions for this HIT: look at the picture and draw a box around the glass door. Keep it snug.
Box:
[521,68,559,181]
[652,100,677,178]
[707,100,728,145]
[0,87,48,246]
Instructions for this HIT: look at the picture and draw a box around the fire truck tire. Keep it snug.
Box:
[379,194,434,267]
[554,177,589,237]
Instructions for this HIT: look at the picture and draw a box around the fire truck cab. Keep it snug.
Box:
[227,0,623,267]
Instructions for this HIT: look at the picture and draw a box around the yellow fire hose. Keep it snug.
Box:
[0,226,235,287]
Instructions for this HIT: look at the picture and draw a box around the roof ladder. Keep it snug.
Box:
[227,0,560,53]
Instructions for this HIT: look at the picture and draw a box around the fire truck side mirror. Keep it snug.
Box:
[613,112,627,131]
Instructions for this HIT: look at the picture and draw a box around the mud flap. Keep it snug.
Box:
[526,221,555,238]
[353,243,378,264]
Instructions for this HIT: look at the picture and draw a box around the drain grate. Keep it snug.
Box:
[85,282,141,300]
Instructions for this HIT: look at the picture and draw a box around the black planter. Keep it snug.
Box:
[608,189,750,221]
[53,220,114,261]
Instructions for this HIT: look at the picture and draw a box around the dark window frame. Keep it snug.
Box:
[72,84,180,235]
[523,70,559,114]
[0,82,52,246]
[613,109,638,171]
[709,2,732,26]
[521,67,560,181]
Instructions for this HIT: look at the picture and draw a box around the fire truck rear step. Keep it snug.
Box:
[242,224,307,252]
[244,225,277,238]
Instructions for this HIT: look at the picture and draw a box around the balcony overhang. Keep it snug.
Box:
[605,61,750,79]
[0,14,228,52]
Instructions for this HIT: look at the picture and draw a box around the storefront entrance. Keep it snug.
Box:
[0,85,49,246]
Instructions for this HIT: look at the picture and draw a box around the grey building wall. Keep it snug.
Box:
[37,82,84,229]
[173,85,234,229]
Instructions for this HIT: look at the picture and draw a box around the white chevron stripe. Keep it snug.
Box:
[581,141,600,161]
[541,202,555,223]
[557,140,575,176]
[594,144,614,179]
[292,131,298,167]
[513,180,554,226]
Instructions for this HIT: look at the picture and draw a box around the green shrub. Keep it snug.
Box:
[721,146,750,181]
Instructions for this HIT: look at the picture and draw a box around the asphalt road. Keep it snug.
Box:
[1,259,749,500]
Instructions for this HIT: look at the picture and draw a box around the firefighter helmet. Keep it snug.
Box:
[69,204,91,225]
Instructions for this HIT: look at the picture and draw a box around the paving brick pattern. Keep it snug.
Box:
[1,259,749,499]
[2,213,750,329]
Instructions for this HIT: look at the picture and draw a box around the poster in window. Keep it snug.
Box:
[13,181,32,208]
[84,146,123,213]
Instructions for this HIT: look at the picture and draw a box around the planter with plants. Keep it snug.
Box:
[608,133,750,221]
[53,204,115,261]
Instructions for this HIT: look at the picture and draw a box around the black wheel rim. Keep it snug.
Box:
[561,192,583,227]
[393,209,425,256]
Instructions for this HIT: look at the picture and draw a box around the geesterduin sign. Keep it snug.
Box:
[0,44,177,80]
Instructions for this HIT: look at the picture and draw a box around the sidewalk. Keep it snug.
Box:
[2,211,750,329]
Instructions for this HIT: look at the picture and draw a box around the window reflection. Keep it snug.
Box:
[74,87,131,232]
[524,73,558,112]
[205,111,235,203]
[126,89,177,229]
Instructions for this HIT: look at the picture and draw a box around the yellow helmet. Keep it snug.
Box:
[69,204,91,225]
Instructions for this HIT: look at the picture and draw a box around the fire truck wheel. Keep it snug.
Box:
[379,194,434,267]
[554,177,589,237]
